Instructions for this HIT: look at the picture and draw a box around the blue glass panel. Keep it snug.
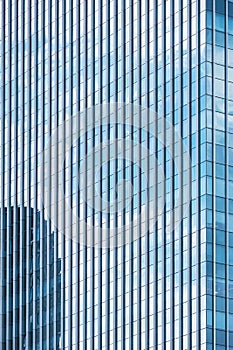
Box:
[216,312,226,329]
[229,3,233,17]
[215,14,225,32]
[215,0,225,14]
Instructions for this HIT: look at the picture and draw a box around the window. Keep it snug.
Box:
[229,2,233,17]
[215,14,225,32]
[216,0,225,14]
[216,31,225,47]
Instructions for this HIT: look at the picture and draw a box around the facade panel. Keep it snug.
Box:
[0,0,233,349]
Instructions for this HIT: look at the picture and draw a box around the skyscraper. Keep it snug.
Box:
[1,0,233,349]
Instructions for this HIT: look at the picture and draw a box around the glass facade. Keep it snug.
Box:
[0,0,233,349]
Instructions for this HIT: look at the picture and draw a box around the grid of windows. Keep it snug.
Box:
[0,0,233,349]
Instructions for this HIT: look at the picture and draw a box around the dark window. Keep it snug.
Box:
[216,0,225,14]
[207,0,213,11]
[229,2,233,17]
[207,29,213,44]
[216,330,226,345]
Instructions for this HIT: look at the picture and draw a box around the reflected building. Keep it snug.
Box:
[1,0,233,349]
[0,207,61,349]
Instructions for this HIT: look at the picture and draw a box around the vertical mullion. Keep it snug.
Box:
[32,0,38,347]
[144,0,150,348]
[161,0,166,347]
[39,0,45,346]
[60,0,66,347]
[46,0,52,348]
[83,0,88,348]
[153,1,158,347]
[75,1,81,348]
[213,2,217,345]
[19,0,25,347]
[0,1,4,347]
[137,0,142,348]
[54,0,59,348]
[12,0,19,348]
[187,1,192,348]
[128,2,133,350]
[226,2,229,349]
[89,0,95,348]
[6,1,12,348]
[178,0,183,348]
[25,0,32,345]
[170,0,175,347]
[97,1,103,349]
[66,1,73,348]
[196,0,201,348]
[0,1,5,347]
